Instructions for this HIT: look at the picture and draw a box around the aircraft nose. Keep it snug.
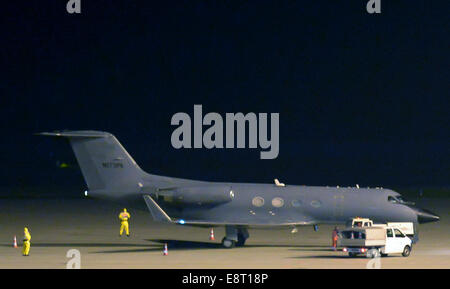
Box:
[412,207,440,223]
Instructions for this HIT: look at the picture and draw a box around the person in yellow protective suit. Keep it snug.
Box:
[119,208,131,237]
[22,227,31,256]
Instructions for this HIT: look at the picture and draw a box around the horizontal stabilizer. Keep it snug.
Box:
[37,131,110,138]
[143,195,173,223]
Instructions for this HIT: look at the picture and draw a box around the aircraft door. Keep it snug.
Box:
[332,194,344,220]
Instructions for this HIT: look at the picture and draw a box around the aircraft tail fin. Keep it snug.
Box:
[38,131,145,192]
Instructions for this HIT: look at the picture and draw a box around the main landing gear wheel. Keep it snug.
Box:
[236,233,247,247]
[222,237,236,248]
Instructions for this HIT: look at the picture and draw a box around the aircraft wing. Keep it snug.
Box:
[142,195,317,227]
[143,195,173,223]
[172,220,318,228]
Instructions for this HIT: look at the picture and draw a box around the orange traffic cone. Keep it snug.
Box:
[209,228,215,241]
[13,236,18,248]
[163,243,168,256]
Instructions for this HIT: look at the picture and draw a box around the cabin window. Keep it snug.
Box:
[272,197,284,208]
[252,196,265,207]
[310,200,322,208]
[291,200,302,207]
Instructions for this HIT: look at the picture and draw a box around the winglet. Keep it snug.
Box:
[143,195,172,223]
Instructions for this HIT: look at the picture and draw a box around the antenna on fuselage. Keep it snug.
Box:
[274,179,285,187]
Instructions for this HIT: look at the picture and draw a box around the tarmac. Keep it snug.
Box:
[0,197,448,269]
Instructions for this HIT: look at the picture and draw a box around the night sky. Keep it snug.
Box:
[1,1,449,195]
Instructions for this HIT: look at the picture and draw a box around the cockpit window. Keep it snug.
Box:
[388,195,414,205]
[388,196,398,203]
[396,196,407,203]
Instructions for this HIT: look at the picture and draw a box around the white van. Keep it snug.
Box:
[340,226,412,258]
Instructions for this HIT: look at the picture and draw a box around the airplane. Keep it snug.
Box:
[38,130,440,248]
